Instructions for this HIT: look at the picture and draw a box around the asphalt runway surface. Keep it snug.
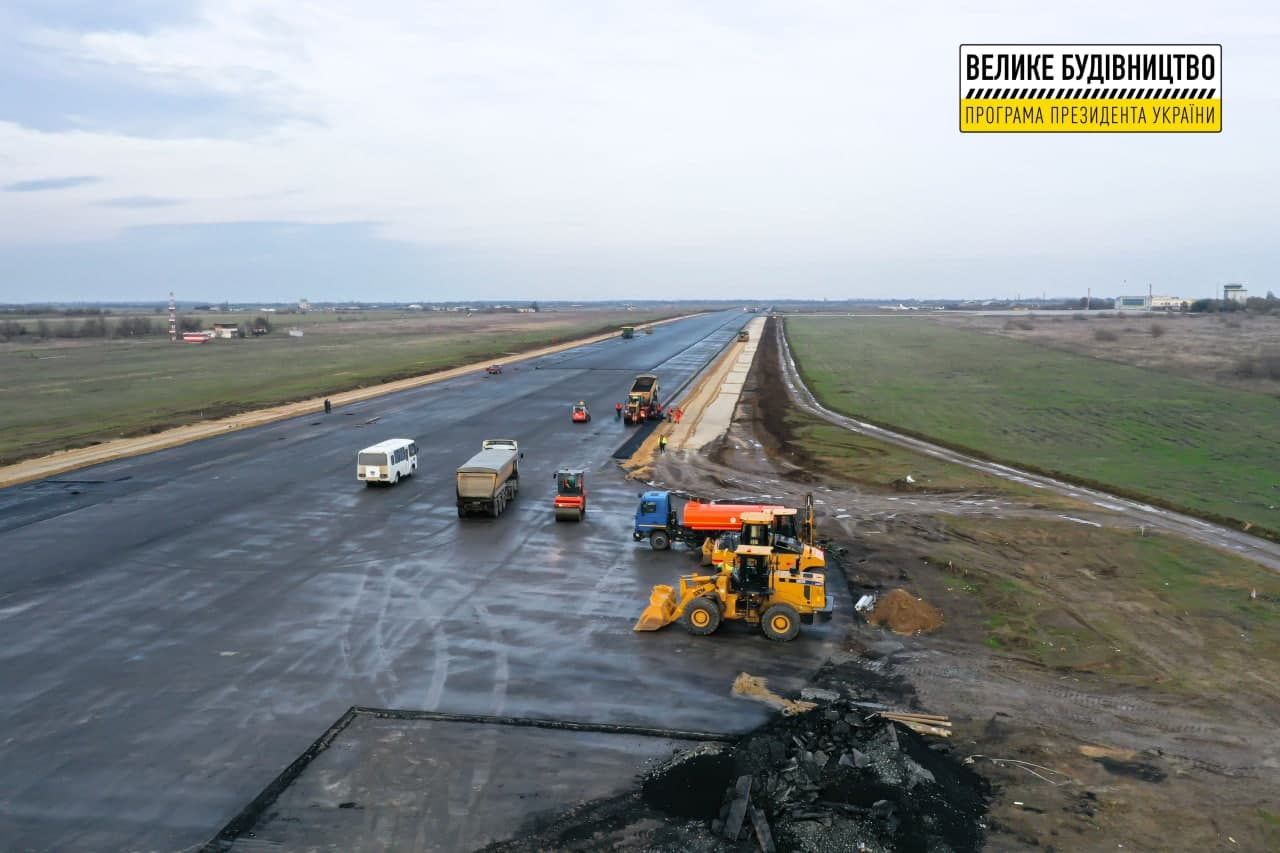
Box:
[0,310,850,852]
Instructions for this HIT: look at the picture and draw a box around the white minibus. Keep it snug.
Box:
[356,438,418,485]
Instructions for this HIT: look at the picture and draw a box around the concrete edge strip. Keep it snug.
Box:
[1,312,707,489]
[200,705,733,851]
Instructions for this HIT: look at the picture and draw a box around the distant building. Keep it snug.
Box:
[212,323,240,339]
[1114,296,1149,310]
[299,299,311,313]
[1149,295,1188,310]
[1223,283,1248,303]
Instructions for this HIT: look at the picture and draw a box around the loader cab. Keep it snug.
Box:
[732,545,774,594]
[770,508,800,541]
[738,511,773,547]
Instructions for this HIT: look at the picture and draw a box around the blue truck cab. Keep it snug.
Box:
[633,490,676,549]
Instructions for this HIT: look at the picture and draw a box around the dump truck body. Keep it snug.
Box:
[456,442,520,518]
[621,326,635,339]
[632,491,789,551]
[737,330,749,342]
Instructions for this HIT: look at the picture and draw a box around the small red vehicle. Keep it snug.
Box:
[571,401,591,423]
[554,468,587,522]
[486,364,503,374]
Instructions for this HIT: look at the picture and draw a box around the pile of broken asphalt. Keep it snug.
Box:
[480,686,988,853]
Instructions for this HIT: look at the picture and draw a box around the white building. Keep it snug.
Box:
[1114,296,1149,310]
[1223,283,1248,303]
[1150,295,1188,310]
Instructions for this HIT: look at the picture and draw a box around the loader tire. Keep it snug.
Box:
[682,598,721,636]
[650,531,670,551]
[458,506,466,518]
[761,604,801,642]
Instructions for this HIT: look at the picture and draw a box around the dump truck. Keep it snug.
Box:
[737,329,749,342]
[623,374,661,425]
[632,490,796,552]
[634,544,831,641]
[456,439,521,518]
[621,326,635,339]
[553,468,587,521]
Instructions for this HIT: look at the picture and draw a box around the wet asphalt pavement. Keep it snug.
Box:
[0,310,850,852]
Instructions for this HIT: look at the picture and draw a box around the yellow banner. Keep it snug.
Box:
[959,98,1221,132]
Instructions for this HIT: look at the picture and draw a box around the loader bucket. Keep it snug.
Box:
[633,584,679,631]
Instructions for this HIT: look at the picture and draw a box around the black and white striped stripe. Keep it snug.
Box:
[963,87,1217,99]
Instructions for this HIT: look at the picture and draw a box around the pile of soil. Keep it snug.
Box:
[868,588,945,636]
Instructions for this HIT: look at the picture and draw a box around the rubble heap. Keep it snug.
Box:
[644,695,988,853]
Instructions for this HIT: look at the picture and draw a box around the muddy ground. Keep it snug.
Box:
[614,321,1279,851]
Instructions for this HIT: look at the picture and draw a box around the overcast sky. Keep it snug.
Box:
[1,1,1276,303]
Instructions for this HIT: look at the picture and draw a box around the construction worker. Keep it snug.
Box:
[674,407,683,424]
[615,402,623,419]
[658,435,668,454]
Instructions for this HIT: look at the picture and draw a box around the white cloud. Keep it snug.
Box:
[1,0,1278,297]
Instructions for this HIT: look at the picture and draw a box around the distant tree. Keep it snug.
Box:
[78,316,108,337]
[36,319,52,338]
[178,316,201,332]
[253,315,273,333]
[1267,290,1277,300]
[0,320,25,341]
[1189,298,1216,313]
[529,301,540,312]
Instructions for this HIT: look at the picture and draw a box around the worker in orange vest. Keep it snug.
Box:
[615,402,623,419]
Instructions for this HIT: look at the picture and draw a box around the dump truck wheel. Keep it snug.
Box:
[457,506,466,518]
[761,604,801,642]
[650,530,670,551]
[682,598,721,636]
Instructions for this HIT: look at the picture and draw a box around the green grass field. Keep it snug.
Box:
[786,317,1280,535]
[0,310,678,466]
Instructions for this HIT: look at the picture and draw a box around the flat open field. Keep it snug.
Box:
[785,316,1280,536]
[948,310,1280,395]
[0,308,682,466]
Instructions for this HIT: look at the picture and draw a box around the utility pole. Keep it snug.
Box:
[1087,287,1091,310]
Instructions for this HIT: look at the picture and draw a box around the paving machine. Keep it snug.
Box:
[633,544,831,641]
[553,468,587,522]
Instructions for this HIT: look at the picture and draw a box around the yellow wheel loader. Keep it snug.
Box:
[634,544,831,641]
[705,508,825,571]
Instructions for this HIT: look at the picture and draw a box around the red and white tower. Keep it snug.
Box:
[168,291,177,342]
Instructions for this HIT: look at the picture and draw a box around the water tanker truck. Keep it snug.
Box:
[633,490,798,553]
[456,439,522,518]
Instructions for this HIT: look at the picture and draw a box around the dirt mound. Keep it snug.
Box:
[869,588,945,635]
